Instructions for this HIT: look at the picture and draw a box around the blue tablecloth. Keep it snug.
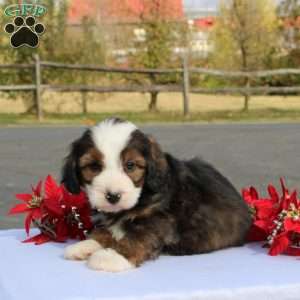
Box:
[1,229,300,300]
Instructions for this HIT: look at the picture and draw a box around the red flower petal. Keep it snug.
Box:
[31,180,43,197]
[31,208,43,220]
[43,200,64,217]
[250,187,259,200]
[8,203,30,215]
[290,190,299,207]
[43,176,64,216]
[246,225,268,242]
[268,184,279,203]
[35,235,51,245]
[254,200,277,220]
[62,186,88,208]
[25,212,34,235]
[55,219,69,242]
[269,232,290,256]
[280,177,289,196]
[254,219,271,232]
[44,175,61,199]
[286,246,300,256]
[242,188,253,204]
[284,218,300,233]
[15,193,32,202]
[22,233,51,244]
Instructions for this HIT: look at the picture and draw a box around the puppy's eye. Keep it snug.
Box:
[88,162,102,172]
[125,161,136,172]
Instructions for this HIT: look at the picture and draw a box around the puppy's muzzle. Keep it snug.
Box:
[105,192,121,204]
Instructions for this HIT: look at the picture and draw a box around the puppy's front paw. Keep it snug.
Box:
[64,239,102,260]
[87,248,134,272]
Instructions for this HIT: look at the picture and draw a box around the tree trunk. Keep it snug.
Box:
[243,77,250,112]
[243,93,250,112]
[148,91,158,112]
[240,44,250,112]
[81,92,88,114]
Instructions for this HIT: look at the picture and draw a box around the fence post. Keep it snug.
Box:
[182,53,190,116]
[34,54,43,121]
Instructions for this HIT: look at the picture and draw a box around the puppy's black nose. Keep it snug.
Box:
[105,192,121,204]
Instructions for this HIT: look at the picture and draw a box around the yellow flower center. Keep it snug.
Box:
[28,195,42,208]
[287,204,300,220]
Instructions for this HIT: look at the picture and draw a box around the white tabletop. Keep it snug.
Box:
[1,229,300,300]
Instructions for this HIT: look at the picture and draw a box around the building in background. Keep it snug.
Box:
[68,0,183,24]
[281,16,300,51]
[67,0,216,62]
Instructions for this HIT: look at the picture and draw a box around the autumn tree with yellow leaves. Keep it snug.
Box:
[211,0,279,111]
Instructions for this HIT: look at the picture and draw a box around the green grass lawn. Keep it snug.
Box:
[1,109,300,126]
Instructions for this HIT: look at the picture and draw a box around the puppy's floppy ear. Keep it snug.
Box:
[61,140,81,194]
[61,151,80,194]
[61,130,92,194]
[145,135,168,193]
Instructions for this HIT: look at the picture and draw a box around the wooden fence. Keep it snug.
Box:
[0,54,300,121]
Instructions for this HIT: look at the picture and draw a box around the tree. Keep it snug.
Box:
[127,0,186,112]
[278,0,300,66]
[211,0,279,111]
[0,0,106,114]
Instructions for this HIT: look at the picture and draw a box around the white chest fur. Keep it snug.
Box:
[108,222,125,241]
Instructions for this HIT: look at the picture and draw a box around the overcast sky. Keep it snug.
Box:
[184,0,218,10]
[184,0,280,10]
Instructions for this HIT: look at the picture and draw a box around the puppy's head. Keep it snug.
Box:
[62,118,167,213]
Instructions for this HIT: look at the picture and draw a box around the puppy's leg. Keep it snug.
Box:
[87,248,134,272]
[64,239,102,260]
[86,216,175,272]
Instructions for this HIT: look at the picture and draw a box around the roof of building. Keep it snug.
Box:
[283,16,300,29]
[68,0,184,24]
[193,16,215,29]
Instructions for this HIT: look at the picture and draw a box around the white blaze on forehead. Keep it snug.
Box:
[88,119,141,211]
[91,119,137,168]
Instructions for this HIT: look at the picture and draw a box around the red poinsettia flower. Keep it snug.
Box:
[9,180,44,235]
[269,232,290,256]
[242,186,259,204]
[284,216,300,233]
[61,186,92,239]
[43,175,64,217]
[256,179,300,256]
[41,178,91,242]
[242,185,280,241]
[243,185,279,219]
[278,178,299,211]
[9,175,92,245]
[268,184,280,203]
[54,218,69,242]
[41,176,72,242]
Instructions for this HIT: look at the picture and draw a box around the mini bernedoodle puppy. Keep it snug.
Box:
[62,118,251,272]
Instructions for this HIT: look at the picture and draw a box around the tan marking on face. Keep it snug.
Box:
[121,148,146,187]
[79,148,104,183]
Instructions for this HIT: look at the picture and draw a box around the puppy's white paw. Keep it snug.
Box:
[64,239,102,261]
[87,248,134,272]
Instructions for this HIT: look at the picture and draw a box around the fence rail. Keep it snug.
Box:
[42,84,182,93]
[40,61,181,74]
[0,54,299,120]
[189,68,300,77]
[0,64,34,69]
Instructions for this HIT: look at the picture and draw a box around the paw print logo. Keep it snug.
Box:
[4,16,45,48]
